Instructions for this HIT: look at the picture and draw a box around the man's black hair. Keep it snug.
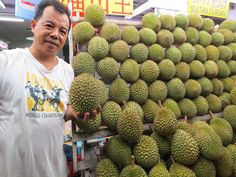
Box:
[34,0,71,30]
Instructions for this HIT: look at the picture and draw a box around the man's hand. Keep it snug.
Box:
[64,105,101,122]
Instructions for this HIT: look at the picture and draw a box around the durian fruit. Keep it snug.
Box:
[177,116,195,136]
[228,43,236,60]
[153,102,178,137]
[165,46,182,64]
[142,12,161,32]
[142,99,159,123]
[223,105,236,129]
[76,113,101,134]
[221,77,234,92]
[198,30,212,47]
[133,135,159,169]
[69,73,103,115]
[219,92,231,109]
[226,144,236,164]
[123,101,144,122]
[191,157,216,177]
[166,78,186,101]
[120,156,148,177]
[101,101,121,131]
[159,59,176,81]
[192,121,224,161]
[202,18,215,33]
[205,45,220,62]
[109,78,130,104]
[214,147,234,177]
[178,43,196,63]
[204,60,218,79]
[178,98,197,117]
[150,132,170,157]
[163,98,181,119]
[139,60,159,83]
[209,111,233,146]
[197,77,213,96]
[148,161,170,177]
[219,19,236,32]
[186,27,199,45]
[228,60,236,75]
[72,52,95,76]
[95,158,119,177]
[218,29,234,45]
[171,129,199,165]
[84,4,105,27]
[160,14,176,31]
[149,80,168,103]
[105,135,132,168]
[169,162,196,177]
[217,60,230,78]
[175,62,190,82]
[73,21,95,43]
[194,44,207,63]
[96,57,119,83]
[175,14,189,29]
[189,60,205,79]
[188,13,203,29]
[230,87,236,105]
[206,94,222,113]
[157,29,174,48]
[110,40,129,62]
[121,25,140,45]
[211,32,224,46]
[218,46,232,61]
[172,27,187,44]
[130,43,148,64]
[192,96,209,116]
[88,36,109,61]
[148,44,165,62]
[119,59,139,83]
[97,80,108,106]
[117,108,143,144]
[100,22,121,43]
[139,28,157,45]
[184,79,202,99]
[211,78,224,96]
[130,79,148,105]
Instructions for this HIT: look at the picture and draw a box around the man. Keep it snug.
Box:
[0,1,96,177]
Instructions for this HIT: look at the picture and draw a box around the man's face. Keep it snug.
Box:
[31,6,69,57]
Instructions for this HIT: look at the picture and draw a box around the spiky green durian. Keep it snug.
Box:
[142,12,161,32]
[121,25,140,45]
[173,27,187,44]
[197,77,213,96]
[73,21,95,43]
[193,96,209,116]
[202,18,215,33]
[218,29,234,44]
[175,62,190,82]
[130,43,148,63]
[130,79,148,105]
[95,158,119,177]
[88,36,109,60]
[185,79,202,99]
[149,80,168,102]
[211,32,224,46]
[100,22,121,43]
[194,44,207,62]
[119,59,139,83]
[139,27,157,45]
[186,27,199,45]
[219,19,236,32]
[178,43,196,63]
[178,98,197,117]
[159,59,176,81]
[166,78,186,101]
[157,29,174,48]
[211,78,224,96]
[206,94,222,113]
[148,44,165,62]
[84,4,105,27]
[189,60,205,78]
[198,30,212,47]
[175,14,189,29]
[139,60,159,83]
[142,99,159,123]
[110,40,129,62]
[205,45,220,62]
[160,14,176,31]
[217,60,230,78]
[218,45,232,61]
[165,46,182,64]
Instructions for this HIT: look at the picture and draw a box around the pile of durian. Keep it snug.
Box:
[69,4,236,177]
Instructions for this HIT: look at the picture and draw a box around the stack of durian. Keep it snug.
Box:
[69,4,236,177]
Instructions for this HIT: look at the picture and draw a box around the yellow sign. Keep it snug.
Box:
[188,0,230,18]
[60,0,133,16]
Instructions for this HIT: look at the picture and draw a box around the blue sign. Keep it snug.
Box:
[15,0,41,20]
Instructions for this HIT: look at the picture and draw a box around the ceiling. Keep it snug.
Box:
[0,0,147,49]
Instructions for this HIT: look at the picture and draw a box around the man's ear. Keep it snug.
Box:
[31,19,36,33]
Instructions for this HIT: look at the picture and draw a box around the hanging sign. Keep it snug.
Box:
[60,0,133,16]
[188,0,230,18]
[15,0,42,20]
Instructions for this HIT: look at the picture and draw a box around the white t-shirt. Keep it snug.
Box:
[0,48,74,177]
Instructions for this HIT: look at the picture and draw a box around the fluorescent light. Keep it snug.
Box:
[0,0,6,8]
[0,16,24,22]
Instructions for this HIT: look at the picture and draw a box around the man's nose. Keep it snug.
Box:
[50,29,59,39]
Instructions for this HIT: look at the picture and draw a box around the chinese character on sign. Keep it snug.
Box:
[112,0,132,15]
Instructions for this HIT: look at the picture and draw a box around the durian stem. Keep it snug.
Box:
[209,111,214,119]
[158,100,163,108]
[184,115,188,123]
[170,156,175,164]
[150,125,155,134]
[131,155,135,167]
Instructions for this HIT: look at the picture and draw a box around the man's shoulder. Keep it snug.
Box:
[1,48,27,58]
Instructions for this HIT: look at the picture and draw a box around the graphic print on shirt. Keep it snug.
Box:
[25,73,65,116]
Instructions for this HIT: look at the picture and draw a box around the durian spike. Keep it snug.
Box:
[158,100,163,108]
